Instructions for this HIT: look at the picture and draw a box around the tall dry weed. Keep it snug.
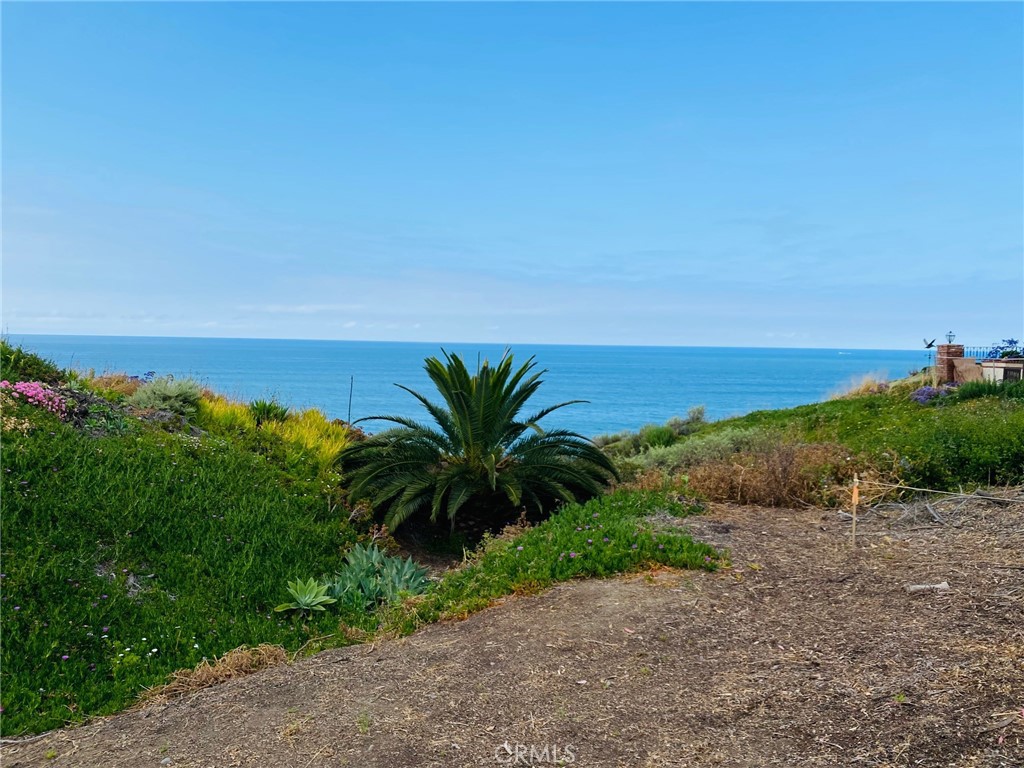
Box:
[687,442,865,507]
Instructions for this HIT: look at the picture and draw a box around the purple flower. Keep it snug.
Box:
[603,537,610,543]
[658,544,665,550]
[102,626,109,632]
[569,552,578,558]
[13,606,20,611]
[515,546,524,551]
[631,544,638,550]
[586,539,593,544]
[61,655,69,661]
[592,513,599,518]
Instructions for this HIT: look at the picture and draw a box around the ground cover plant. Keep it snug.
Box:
[0,418,357,735]
[377,489,718,634]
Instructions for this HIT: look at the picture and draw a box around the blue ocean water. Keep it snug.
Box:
[8,335,928,438]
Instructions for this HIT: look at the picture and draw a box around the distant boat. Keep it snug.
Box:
[838,352,851,355]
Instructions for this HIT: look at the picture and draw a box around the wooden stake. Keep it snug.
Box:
[851,473,860,546]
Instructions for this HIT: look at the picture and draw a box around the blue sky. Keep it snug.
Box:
[3,2,1022,349]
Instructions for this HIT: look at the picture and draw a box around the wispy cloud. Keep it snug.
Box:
[237,303,365,315]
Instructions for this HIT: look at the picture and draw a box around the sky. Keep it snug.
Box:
[3,2,1022,350]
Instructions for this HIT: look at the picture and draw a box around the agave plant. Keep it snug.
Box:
[274,577,336,615]
[326,543,430,610]
[339,350,618,533]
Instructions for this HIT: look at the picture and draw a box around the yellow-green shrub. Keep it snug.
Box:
[265,408,351,476]
[196,395,257,435]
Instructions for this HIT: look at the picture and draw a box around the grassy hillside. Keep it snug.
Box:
[601,376,1024,502]
[1,342,714,735]
[4,341,1021,735]
[1,418,357,734]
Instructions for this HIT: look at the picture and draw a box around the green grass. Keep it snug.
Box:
[695,393,1024,488]
[0,419,358,736]
[384,490,718,632]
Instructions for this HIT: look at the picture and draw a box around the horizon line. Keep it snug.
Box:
[4,330,928,354]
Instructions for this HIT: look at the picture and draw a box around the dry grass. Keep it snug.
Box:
[137,644,287,706]
[829,371,890,399]
[687,442,864,507]
[86,372,144,398]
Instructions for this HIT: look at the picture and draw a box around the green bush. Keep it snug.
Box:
[596,407,707,457]
[0,341,63,385]
[127,376,203,417]
[667,405,707,436]
[946,379,1024,403]
[638,423,676,449]
[635,427,779,473]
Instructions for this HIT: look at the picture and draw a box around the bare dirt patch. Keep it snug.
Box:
[5,496,1022,767]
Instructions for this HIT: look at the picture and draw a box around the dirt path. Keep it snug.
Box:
[5,498,1022,767]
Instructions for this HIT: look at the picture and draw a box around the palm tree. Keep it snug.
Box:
[340,350,618,533]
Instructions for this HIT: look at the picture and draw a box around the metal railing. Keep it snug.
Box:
[963,346,1004,360]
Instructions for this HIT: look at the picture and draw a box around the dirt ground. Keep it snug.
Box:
[4,494,1022,767]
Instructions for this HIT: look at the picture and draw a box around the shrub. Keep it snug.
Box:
[986,339,1021,359]
[946,379,1024,403]
[666,405,706,436]
[638,423,675,449]
[596,408,707,457]
[127,376,203,417]
[82,372,146,401]
[634,427,779,473]
[264,408,352,477]
[909,384,956,405]
[0,341,63,385]
[197,395,257,435]
[687,442,859,507]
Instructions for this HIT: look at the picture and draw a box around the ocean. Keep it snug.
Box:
[8,335,928,438]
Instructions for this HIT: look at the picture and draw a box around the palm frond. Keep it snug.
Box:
[345,350,617,533]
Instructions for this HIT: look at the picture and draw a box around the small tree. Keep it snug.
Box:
[340,350,617,533]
